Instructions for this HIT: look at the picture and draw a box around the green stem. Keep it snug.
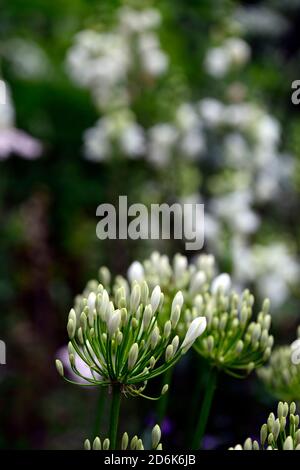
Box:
[157,366,174,424]
[187,358,204,445]
[192,367,217,450]
[93,387,106,437]
[109,384,122,450]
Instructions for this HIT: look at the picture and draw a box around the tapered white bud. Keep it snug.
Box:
[161,384,168,395]
[181,316,207,351]
[103,438,110,450]
[130,284,141,312]
[68,308,77,327]
[171,335,179,354]
[165,344,174,361]
[150,356,156,368]
[93,437,101,450]
[141,280,149,305]
[122,432,129,450]
[211,273,231,295]
[283,436,294,450]
[55,359,64,377]
[130,436,138,450]
[151,285,161,314]
[84,439,91,450]
[164,320,171,338]
[67,318,76,339]
[151,326,160,349]
[108,309,121,337]
[136,439,144,450]
[100,289,109,321]
[157,443,163,450]
[143,304,153,329]
[127,261,144,283]
[152,425,161,448]
[171,291,184,315]
[128,343,139,370]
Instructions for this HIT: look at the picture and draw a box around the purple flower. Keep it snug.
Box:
[0,128,42,160]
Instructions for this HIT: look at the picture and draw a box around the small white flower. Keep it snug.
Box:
[87,292,96,311]
[181,317,207,350]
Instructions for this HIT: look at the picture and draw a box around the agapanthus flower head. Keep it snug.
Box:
[257,326,300,401]
[55,280,206,397]
[229,402,300,450]
[84,424,162,450]
[188,287,273,377]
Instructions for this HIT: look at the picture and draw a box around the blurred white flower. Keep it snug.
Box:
[204,47,231,78]
[119,7,161,34]
[147,123,178,167]
[127,261,145,283]
[211,273,231,294]
[120,123,145,158]
[198,99,224,127]
[224,38,251,66]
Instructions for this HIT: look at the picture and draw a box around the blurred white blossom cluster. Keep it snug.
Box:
[0,79,42,160]
[66,6,299,310]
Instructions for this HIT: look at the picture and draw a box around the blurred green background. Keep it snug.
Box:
[0,0,300,449]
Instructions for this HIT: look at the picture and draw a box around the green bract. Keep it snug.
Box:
[258,328,300,401]
[55,280,206,397]
[229,402,300,450]
[84,424,162,450]
[189,287,273,377]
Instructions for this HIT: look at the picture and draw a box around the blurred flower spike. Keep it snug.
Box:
[55,281,206,398]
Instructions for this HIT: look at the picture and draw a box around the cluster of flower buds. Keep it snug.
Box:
[186,286,273,377]
[55,280,207,397]
[229,402,300,450]
[84,424,162,450]
[258,327,300,401]
[127,252,215,298]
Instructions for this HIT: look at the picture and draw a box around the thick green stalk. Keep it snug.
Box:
[192,367,217,450]
[109,384,122,450]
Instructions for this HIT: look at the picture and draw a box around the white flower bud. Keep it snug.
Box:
[55,359,64,377]
[165,344,174,361]
[283,436,294,450]
[128,343,139,370]
[164,320,172,338]
[92,437,101,450]
[171,335,179,354]
[141,280,149,305]
[171,291,184,315]
[87,292,96,312]
[84,439,91,450]
[211,273,231,295]
[143,304,153,329]
[100,289,110,321]
[152,424,161,448]
[181,316,207,351]
[121,432,129,450]
[151,326,160,349]
[127,261,144,283]
[161,384,168,395]
[171,304,181,330]
[108,309,121,337]
[103,438,110,450]
[67,318,76,339]
[151,285,161,314]
[130,284,141,312]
